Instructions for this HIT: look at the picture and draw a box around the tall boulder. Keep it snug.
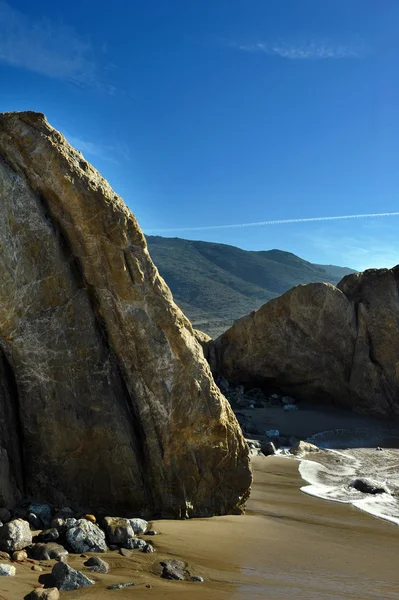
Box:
[209,268,399,417]
[0,111,251,516]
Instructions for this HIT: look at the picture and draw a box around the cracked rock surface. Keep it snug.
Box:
[0,111,251,515]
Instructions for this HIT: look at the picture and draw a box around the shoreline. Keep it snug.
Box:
[8,455,399,600]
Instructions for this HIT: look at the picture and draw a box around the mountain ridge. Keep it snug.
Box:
[146,236,355,338]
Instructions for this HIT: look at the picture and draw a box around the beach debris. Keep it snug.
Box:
[129,518,148,535]
[52,561,94,590]
[0,563,16,575]
[350,478,388,495]
[261,441,277,456]
[160,559,188,580]
[12,549,27,561]
[0,519,32,552]
[37,528,59,543]
[24,587,60,600]
[84,556,110,573]
[103,517,135,545]
[289,441,320,456]
[66,519,107,553]
[107,582,136,589]
[28,542,68,561]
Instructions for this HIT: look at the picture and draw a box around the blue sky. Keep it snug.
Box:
[1,0,398,270]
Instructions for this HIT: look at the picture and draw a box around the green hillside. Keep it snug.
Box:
[146,236,356,338]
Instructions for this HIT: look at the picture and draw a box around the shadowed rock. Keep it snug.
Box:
[209,268,399,417]
[0,111,251,516]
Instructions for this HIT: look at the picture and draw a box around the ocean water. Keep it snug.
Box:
[297,428,399,526]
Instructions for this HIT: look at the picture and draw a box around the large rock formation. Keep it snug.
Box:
[209,268,399,417]
[0,111,251,516]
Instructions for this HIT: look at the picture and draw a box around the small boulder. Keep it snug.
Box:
[37,529,59,543]
[0,509,11,524]
[129,518,148,535]
[289,441,320,456]
[28,542,68,561]
[123,537,146,550]
[66,519,107,553]
[24,588,60,600]
[142,543,154,553]
[261,441,277,456]
[160,559,188,581]
[12,549,27,561]
[103,517,134,545]
[350,478,388,495]
[52,561,94,591]
[0,519,32,552]
[83,556,109,573]
[119,548,132,558]
[0,563,16,576]
[32,565,43,572]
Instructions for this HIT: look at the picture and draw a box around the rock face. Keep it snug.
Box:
[0,111,251,516]
[209,268,399,416]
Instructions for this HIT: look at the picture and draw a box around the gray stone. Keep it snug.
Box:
[261,441,277,456]
[52,561,94,591]
[37,528,59,543]
[0,563,15,576]
[28,542,68,561]
[84,556,109,573]
[350,478,388,495]
[160,559,188,581]
[129,518,148,535]
[123,537,146,550]
[66,519,107,553]
[142,543,154,553]
[0,519,32,552]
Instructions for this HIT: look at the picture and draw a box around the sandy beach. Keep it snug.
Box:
[7,453,399,600]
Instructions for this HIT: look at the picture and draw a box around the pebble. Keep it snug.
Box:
[12,549,28,561]
[119,548,133,558]
[31,565,43,572]
[107,583,136,590]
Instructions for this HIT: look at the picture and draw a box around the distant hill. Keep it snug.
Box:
[146,236,356,338]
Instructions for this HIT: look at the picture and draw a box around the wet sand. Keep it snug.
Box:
[8,456,399,600]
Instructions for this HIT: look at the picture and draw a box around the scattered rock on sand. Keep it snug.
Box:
[24,587,60,600]
[191,576,204,582]
[146,530,158,536]
[160,559,188,581]
[32,565,43,572]
[129,518,148,535]
[261,441,277,456]
[289,441,320,456]
[37,529,59,543]
[84,556,109,573]
[123,537,146,550]
[66,519,107,553]
[108,583,136,589]
[119,548,132,558]
[0,563,16,575]
[103,517,134,545]
[142,543,154,553]
[52,561,94,591]
[12,549,27,561]
[28,542,68,561]
[0,519,32,552]
[350,478,388,495]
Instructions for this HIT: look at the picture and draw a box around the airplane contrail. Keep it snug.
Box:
[146,212,399,233]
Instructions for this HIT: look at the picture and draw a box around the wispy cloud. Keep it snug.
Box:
[0,1,113,92]
[64,132,130,164]
[229,38,366,60]
[145,212,399,234]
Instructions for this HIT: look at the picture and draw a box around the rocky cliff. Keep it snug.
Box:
[208,267,399,417]
[0,111,251,516]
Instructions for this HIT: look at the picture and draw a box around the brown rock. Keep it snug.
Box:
[0,111,251,517]
[12,549,27,561]
[31,564,43,572]
[82,514,96,524]
[24,587,59,600]
[209,268,399,416]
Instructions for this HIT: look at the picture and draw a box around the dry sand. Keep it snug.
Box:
[6,454,399,600]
